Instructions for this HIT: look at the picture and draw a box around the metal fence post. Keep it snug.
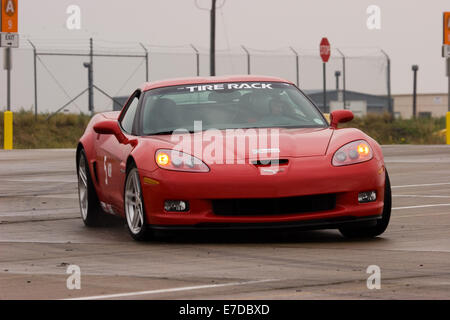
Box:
[190,44,200,76]
[381,49,392,116]
[28,40,38,119]
[28,37,148,118]
[89,38,94,114]
[289,46,300,87]
[139,43,149,82]
[81,38,94,114]
[241,45,250,75]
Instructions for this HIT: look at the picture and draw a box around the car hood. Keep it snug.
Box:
[143,127,333,161]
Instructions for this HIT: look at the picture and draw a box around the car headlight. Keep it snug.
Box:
[332,140,373,166]
[155,149,210,172]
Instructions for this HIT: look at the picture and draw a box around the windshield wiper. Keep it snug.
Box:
[147,129,200,135]
[147,131,175,135]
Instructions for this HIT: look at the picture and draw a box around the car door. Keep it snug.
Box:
[97,91,141,215]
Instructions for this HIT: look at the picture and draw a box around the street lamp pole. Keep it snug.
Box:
[335,70,341,91]
[412,65,419,118]
[335,70,342,110]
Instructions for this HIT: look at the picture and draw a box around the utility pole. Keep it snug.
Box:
[195,0,224,76]
[412,65,418,118]
[210,0,216,76]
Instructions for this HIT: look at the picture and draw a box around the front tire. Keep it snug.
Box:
[124,165,153,241]
[77,149,104,227]
[339,170,392,238]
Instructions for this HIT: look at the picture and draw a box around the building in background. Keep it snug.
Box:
[305,90,392,116]
[393,93,448,118]
[113,96,129,111]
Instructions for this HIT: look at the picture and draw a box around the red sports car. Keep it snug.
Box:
[76,75,391,241]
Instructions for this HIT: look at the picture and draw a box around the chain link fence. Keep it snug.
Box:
[0,38,391,116]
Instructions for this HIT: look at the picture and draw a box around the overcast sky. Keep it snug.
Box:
[1,0,449,112]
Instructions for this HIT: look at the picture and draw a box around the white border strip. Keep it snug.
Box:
[65,279,277,300]
[393,203,450,210]
[392,182,450,188]
[393,194,450,198]
[393,211,450,219]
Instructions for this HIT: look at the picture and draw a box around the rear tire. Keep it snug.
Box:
[77,149,105,227]
[124,164,153,241]
[339,170,392,238]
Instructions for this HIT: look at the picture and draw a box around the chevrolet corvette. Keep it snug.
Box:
[76,75,391,241]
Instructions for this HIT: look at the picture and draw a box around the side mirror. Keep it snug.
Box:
[330,110,354,129]
[93,120,132,145]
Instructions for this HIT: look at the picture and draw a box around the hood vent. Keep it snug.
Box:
[251,159,288,166]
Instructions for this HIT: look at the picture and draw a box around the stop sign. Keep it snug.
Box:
[320,37,331,63]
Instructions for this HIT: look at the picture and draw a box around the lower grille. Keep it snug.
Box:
[212,194,336,216]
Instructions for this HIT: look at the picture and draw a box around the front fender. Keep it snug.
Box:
[327,128,384,164]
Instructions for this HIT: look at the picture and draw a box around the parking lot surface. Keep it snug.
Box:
[0,145,449,299]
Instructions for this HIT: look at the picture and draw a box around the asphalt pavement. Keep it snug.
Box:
[0,145,449,299]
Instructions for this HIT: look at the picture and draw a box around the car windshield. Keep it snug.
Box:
[141,81,327,135]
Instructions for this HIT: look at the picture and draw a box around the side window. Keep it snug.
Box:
[120,95,140,133]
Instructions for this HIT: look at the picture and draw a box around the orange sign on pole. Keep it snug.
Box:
[444,12,450,45]
[1,0,18,33]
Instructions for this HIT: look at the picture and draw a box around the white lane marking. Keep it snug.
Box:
[392,182,450,189]
[393,194,450,198]
[2,178,77,183]
[0,208,78,217]
[65,279,277,300]
[0,239,98,244]
[393,211,450,219]
[386,159,450,163]
[393,203,450,210]
[35,194,79,199]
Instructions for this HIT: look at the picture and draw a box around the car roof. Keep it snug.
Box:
[140,75,293,92]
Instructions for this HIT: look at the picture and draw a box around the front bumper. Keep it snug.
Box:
[139,155,386,228]
[149,215,381,231]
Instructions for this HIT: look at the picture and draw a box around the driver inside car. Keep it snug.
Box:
[260,98,295,124]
